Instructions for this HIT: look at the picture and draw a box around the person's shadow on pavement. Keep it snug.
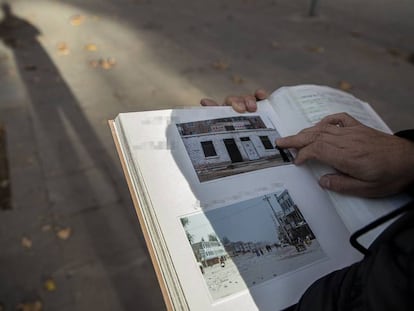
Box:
[0,3,164,310]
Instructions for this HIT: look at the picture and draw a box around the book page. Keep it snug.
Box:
[267,85,390,137]
[267,85,408,246]
[115,105,361,311]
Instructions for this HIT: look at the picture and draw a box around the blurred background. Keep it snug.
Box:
[0,0,413,310]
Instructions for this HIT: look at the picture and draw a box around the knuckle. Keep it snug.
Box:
[318,123,335,133]
[309,131,323,143]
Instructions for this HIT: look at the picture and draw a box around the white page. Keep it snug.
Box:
[117,106,361,310]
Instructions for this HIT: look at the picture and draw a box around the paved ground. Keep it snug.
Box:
[0,0,413,310]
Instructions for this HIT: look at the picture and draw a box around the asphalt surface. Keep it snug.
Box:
[0,0,413,310]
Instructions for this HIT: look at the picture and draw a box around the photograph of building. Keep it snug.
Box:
[176,116,293,182]
[180,189,325,300]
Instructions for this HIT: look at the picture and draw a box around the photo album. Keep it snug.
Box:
[109,85,407,311]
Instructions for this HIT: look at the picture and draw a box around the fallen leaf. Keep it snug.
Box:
[100,58,113,69]
[56,42,70,55]
[57,227,72,240]
[21,236,32,249]
[231,75,244,84]
[306,45,325,53]
[212,60,229,70]
[16,301,43,311]
[339,81,352,91]
[101,58,116,69]
[89,58,116,69]
[85,43,97,51]
[44,278,57,291]
[70,14,85,26]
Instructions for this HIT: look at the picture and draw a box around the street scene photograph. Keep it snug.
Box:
[176,116,293,182]
[180,189,325,300]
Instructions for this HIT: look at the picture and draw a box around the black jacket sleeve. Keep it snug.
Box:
[290,200,414,311]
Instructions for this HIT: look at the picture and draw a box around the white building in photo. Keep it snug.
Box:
[192,240,227,267]
[177,116,292,180]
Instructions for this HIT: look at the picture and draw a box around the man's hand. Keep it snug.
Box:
[200,89,267,113]
[276,113,414,197]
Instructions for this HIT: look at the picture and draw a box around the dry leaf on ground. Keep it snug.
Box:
[100,58,116,69]
[70,14,85,26]
[16,301,43,311]
[212,60,229,70]
[339,81,352,91]
[44,278,57,292]
[56,227,72,240]
[85,43,98,51]
[89,58,116,69]
[21,236,32,249]
[56,42,70,55]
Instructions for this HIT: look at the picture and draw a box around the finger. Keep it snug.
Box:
[254,88,268,100]
[276,130,338,149]
[299,123,343,135]
[225,96,247,113]
[200,98,221,106]
[319,173,379,197]
[294,140,344,166]
[319,113,360,127]
[243,95,257,112]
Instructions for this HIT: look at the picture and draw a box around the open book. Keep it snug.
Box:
[109,85,408,311]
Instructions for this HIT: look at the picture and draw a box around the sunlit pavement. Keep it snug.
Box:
[0,0,413,310]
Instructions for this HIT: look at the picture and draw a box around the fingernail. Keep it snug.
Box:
[233,102,246,112]
[246,99,255,110]
[319,176,330,189]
